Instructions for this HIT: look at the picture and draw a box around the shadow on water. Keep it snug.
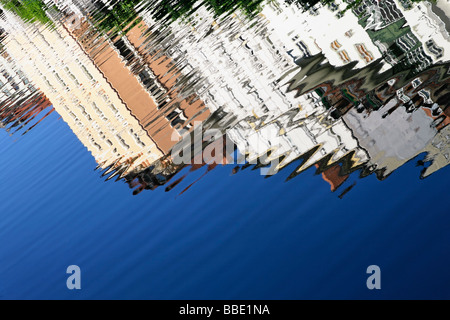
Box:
[0,0,448,196]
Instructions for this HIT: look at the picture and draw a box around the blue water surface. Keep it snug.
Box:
[0,112,449,300]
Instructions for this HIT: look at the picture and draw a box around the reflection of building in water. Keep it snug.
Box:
[341,65,450,179]
[45,0,450,190]
[65,10,210,154]
[204,0,449,185]
[0,0,449,194]
[137,0,449,188]
[343,101,438,178]
[136,3,374,188]
[335,55,450,178]
[226,90,369,174]
[420,125,450,178]
[0,11,164,174]
[145,0,385,125]
[0,48,54,131]
[263,0,384,69]
[397,0,450,63]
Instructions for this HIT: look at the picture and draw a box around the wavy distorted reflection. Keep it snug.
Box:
[0,0,448,197]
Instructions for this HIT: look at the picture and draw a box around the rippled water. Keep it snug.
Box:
[0,0,449,299]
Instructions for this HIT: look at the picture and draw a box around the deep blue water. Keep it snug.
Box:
[0,111,449,300]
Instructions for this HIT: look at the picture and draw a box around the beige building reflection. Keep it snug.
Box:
[1,11,165,175]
